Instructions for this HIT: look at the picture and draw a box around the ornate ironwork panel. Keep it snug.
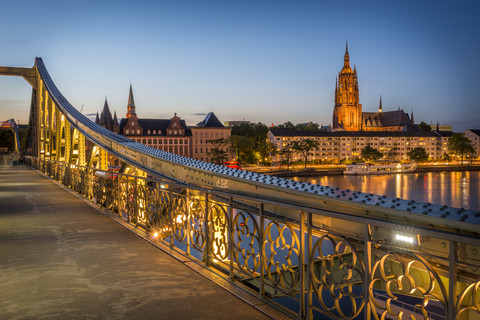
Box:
[232,209,261,275]
[262,220,301,296]
[310,233,364,319]
[209,202,229,262]
[369,252,447,319]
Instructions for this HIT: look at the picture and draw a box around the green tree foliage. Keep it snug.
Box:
[230,122,273,165]
[0,130,15,152]
[206,138,228,163]
[441,153,451,161]
[291,139,320,168]
[257,140,277,165]
[274,121,321,132]
[224,135,254,165]
[295,122,320,132]
[278,142,295,170]
[418,121,432,132]
[361,144,383,161]
[448,133,475,164]
[274,121,296,131]
[407,147,429,161]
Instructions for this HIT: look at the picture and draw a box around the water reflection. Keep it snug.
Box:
[294,171,480,211]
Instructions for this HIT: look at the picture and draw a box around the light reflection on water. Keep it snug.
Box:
[293,171,480,211]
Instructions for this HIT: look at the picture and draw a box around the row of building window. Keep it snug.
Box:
[133,138,189,145]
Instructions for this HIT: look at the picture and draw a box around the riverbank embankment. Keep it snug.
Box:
[254,164,480,178]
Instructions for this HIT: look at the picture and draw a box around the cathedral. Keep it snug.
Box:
[332,43,415,132]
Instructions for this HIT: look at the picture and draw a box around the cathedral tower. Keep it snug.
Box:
[332,42,362,131]
[126,84,136,118]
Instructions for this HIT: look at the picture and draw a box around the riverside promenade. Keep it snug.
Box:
[0,163,272,320]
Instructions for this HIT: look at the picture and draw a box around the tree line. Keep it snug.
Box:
[206,121,476,168]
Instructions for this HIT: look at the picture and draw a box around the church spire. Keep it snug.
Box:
[378,95,383,113]
[126,84,136,118]
[410,111,414,124]
[113,111,118,125]
[341,41,352,73]
[344,41,350,68]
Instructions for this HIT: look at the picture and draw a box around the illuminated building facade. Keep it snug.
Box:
[465,129,480,159]
[268,129,453,163]
[332,43,415,132]
[191,112,231,162]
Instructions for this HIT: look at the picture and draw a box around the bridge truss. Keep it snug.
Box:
[2,58,480,319]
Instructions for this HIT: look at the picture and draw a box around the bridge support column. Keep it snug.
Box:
[55,106,62,161]
[99,148,108,170]
[64,120,71,163]
[46,95,54,160]
[36,78,44,159]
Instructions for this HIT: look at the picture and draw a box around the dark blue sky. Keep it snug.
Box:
[1,0,479,131]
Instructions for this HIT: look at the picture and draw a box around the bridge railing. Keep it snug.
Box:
[25,156,480,320]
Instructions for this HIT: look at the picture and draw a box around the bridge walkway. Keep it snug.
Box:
[0,163,272,320]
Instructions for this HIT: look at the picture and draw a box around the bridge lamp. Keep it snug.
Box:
[395,234,415,244]
[394,233,424,245]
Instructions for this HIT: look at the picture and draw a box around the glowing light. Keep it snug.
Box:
[153,232,158,238]
[395,234,414,244]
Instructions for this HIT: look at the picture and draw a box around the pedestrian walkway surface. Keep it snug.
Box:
[0,164,272,320]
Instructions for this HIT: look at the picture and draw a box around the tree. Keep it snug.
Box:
[274,121,296,131]
[441,153,451,161]
[361,144,383,161]
[206,138,228,163]
[407,147,429,162]
[291,139,320,168]
[224,135,254,166]
[448,133,475,164]
[295,122,320,132]
[278,142,294,170]
[257,140,277,165]
[419,122,432,132]
[0,130,15,152]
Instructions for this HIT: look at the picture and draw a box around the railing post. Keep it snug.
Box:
[259,203,265,298]
[448,240,458,320]
[169,185,174,248]
[306,212,312,320]
[204,193,210,267]
[363,224,372,320]
[133,177,138,226]
[185,189,191,256]
[228,197,234,280]
[117,174,122,218]
[299,210,306,319]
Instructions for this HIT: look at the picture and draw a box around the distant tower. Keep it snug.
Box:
[378,95,383,113]
[332,42,362,131]
[99,97,114,131]
[126,84,136,118]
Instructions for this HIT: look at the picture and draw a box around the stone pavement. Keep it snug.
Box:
[0,164,273,320]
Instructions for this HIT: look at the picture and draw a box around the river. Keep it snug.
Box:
[293,171,480,211]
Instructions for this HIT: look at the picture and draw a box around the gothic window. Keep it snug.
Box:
[147,130,151,135]
[126,129,129,134]
[137,130,140,135]
[174,130,178,135]
[153,130,156,135]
